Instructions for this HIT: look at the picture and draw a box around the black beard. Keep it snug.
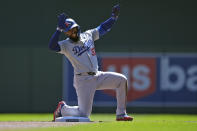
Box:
[70,36,79,42]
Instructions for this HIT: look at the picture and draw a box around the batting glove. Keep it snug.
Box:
[111,4,120,20]
[57,13,68,32]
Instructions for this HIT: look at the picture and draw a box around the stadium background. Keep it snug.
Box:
[0,0,196,113]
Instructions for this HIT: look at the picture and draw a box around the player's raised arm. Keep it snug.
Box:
[48,13,68,52]
[97,4,120,37]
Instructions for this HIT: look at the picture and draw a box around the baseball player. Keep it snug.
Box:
[49,4,133,121]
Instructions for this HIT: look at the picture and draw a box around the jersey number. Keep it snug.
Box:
[91,48,96,56]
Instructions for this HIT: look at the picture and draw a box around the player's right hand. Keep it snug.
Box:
[57,13,68,29]
[112,4,120,20]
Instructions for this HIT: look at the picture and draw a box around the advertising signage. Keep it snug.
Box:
[63,53,197,107]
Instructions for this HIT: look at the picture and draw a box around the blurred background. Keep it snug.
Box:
[0,0,196,113]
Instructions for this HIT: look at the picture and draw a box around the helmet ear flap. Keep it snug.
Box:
[77,26,81,37]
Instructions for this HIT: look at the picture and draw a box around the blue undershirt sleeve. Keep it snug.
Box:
[97,17,116,37]
[48,30,61,52]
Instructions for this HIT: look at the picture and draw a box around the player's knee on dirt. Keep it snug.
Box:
[80,112,89,117]
[78,109,90,117]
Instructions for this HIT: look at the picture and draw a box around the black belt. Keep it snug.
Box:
[77,72,96,76]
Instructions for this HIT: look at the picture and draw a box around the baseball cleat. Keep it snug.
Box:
[53,101,66,121]
[116,114,134,121]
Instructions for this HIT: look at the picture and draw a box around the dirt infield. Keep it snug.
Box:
[0,121,90,130]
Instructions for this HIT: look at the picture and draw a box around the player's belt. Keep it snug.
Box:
[77,72,96,76]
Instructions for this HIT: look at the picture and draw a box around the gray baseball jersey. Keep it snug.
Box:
[58,28,99,74]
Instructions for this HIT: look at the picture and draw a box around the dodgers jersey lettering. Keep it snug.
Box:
[58,28,99,74]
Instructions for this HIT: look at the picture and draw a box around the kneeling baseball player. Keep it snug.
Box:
[49,4,133,121]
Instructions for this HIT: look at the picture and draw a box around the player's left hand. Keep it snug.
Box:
[57,13,68,29]
[112,4,120,19]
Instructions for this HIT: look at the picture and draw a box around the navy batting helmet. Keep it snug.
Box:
[64,18,80,32]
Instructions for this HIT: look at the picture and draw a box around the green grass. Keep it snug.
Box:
[0,113,197,131]
[0,113,52,122]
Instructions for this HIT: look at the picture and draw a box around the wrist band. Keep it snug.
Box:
[56,27,64,32]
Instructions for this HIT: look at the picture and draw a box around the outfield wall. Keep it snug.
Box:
[0,47,62,112]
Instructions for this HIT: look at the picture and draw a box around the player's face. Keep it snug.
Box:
[64,27,79,42]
